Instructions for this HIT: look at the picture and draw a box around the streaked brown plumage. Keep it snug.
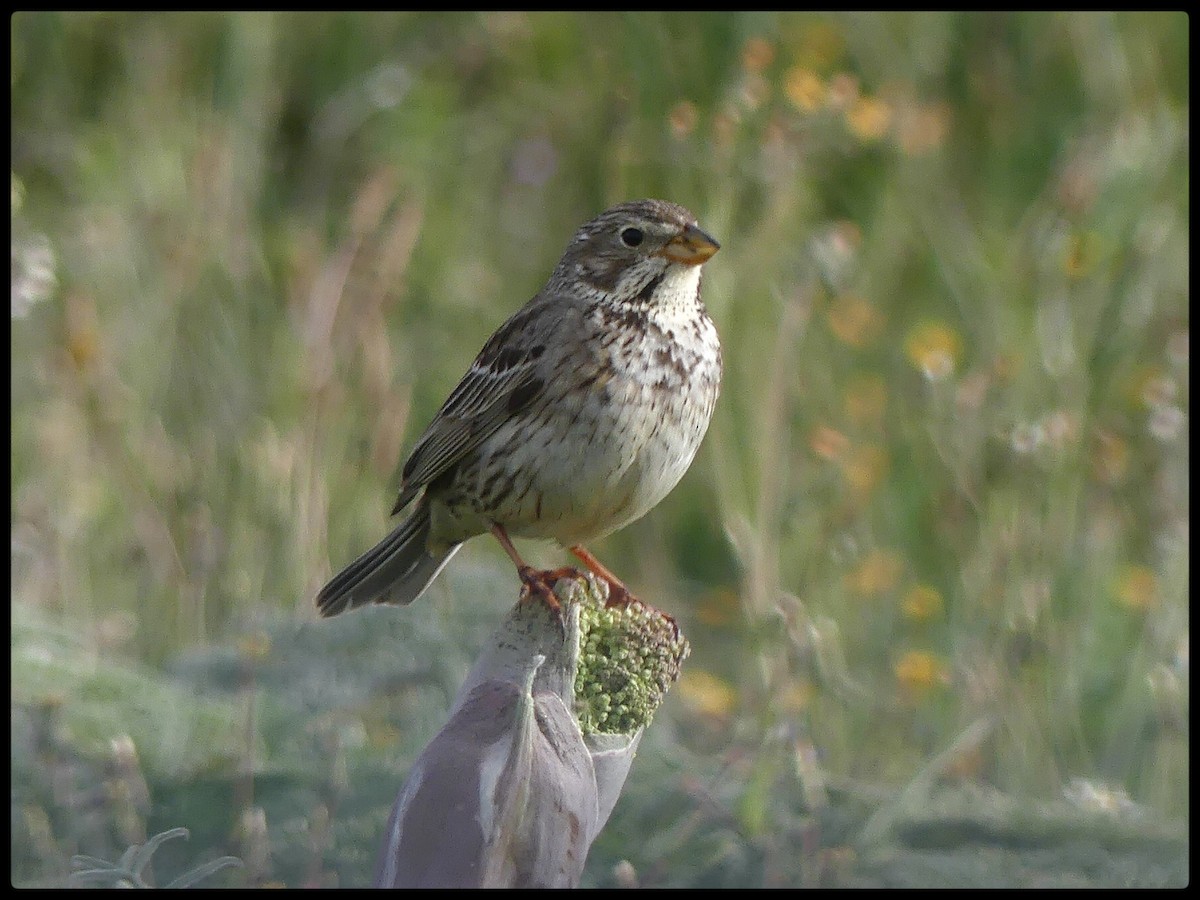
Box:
[317,199,721,617]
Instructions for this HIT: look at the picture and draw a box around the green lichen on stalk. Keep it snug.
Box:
[573,595,689,735]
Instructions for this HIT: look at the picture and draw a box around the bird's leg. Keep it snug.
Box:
[568,545,639,608]
[489,523,577,609]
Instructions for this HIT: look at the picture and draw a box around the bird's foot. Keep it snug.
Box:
[517,565,583,610]
[599,578,636,609]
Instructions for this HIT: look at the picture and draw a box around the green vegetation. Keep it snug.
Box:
[11,11,1188,887]
[575,589,690,735]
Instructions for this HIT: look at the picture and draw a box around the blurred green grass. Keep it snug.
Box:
[11,11,1188,887]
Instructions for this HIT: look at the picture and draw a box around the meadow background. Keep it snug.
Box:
[11,11,1188,887]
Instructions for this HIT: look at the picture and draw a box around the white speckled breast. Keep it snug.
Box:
[434,262,721,548]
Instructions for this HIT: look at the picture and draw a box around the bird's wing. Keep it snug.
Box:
[390,296,564,514]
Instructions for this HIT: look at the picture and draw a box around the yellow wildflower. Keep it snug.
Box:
[845,548,903,596]
[1113,565,1157,612]
[846,96,892,141]
[902,584,944,621]
[904,320,964,381]
[678,670,737,719]
[784,66,825,112]
[741,36,775,74]
[839,443,889,496]
[826,294,885,348]
[894,650,948,694]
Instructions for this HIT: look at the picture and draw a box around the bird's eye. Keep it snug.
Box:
[620,227,644,248]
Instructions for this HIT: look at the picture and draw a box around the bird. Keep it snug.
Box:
[316,199,722,618]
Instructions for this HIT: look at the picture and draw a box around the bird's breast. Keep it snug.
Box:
[440,285,721,549]
[494,302,720,543]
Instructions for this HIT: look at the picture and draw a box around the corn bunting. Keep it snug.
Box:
[317,199,721,616]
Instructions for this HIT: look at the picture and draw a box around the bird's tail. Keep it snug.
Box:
[316,500,460,617]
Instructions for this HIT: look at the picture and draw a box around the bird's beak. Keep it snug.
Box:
[656,223,721,266]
